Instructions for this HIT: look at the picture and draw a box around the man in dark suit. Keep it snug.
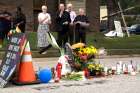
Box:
[74,8,89,44]
[56,3,71,47]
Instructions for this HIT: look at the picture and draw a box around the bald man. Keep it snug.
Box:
[66,3,76,23]
[74,8,89,44]
[66,3,76,45]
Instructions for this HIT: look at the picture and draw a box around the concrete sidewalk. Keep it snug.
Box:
[0,57,140,93]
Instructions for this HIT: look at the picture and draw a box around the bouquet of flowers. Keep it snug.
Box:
[87,63,104,76]
[71,43,98,71]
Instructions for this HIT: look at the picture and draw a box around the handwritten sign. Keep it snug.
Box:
[0,33,27,88]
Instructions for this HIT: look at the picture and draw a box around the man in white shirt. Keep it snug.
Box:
[66,3,76,45]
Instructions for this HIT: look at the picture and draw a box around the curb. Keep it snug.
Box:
[0,50,140,59]
[97,54,140,59]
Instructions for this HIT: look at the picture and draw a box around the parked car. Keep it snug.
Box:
[128,24,140,34]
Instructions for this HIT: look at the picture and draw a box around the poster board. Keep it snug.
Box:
[114,21,124,37]
[0,33,27,88]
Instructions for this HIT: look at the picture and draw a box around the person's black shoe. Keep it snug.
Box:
[39,50,47,54]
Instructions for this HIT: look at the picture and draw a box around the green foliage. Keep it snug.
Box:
[119,0,140,15]
[125,16,140,26]
[120,0,139,9]
[101,0,140,14]
[62,73,83,81]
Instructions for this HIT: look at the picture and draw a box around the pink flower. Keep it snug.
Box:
[80,54,88,61]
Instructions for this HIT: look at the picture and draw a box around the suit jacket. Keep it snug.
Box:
[56,11,71,32]
[74,15,89,32]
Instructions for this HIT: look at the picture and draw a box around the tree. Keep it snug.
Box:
[106,0,119,31]
[86,0,100,32]
[120,0,140,15]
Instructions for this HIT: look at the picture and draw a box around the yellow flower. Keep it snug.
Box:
[71,43,85,49]
[86,48,91,54]
[88,64,96,70]
[96,67,99,71]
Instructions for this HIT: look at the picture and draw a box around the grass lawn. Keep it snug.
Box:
[87,32,140,49]
[1,32,140,55]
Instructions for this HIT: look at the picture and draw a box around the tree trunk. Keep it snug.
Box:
[86,0,100,32]
[106,0,119,31]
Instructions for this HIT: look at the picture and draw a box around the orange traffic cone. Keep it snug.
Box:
[18,41,36,83]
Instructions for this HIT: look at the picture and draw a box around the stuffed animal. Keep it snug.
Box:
[57,55,72,75]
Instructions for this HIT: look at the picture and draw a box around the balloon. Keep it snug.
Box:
[38,69,52,83]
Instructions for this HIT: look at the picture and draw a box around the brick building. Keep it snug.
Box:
[0,0,33,31]
[0,0,100,32]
